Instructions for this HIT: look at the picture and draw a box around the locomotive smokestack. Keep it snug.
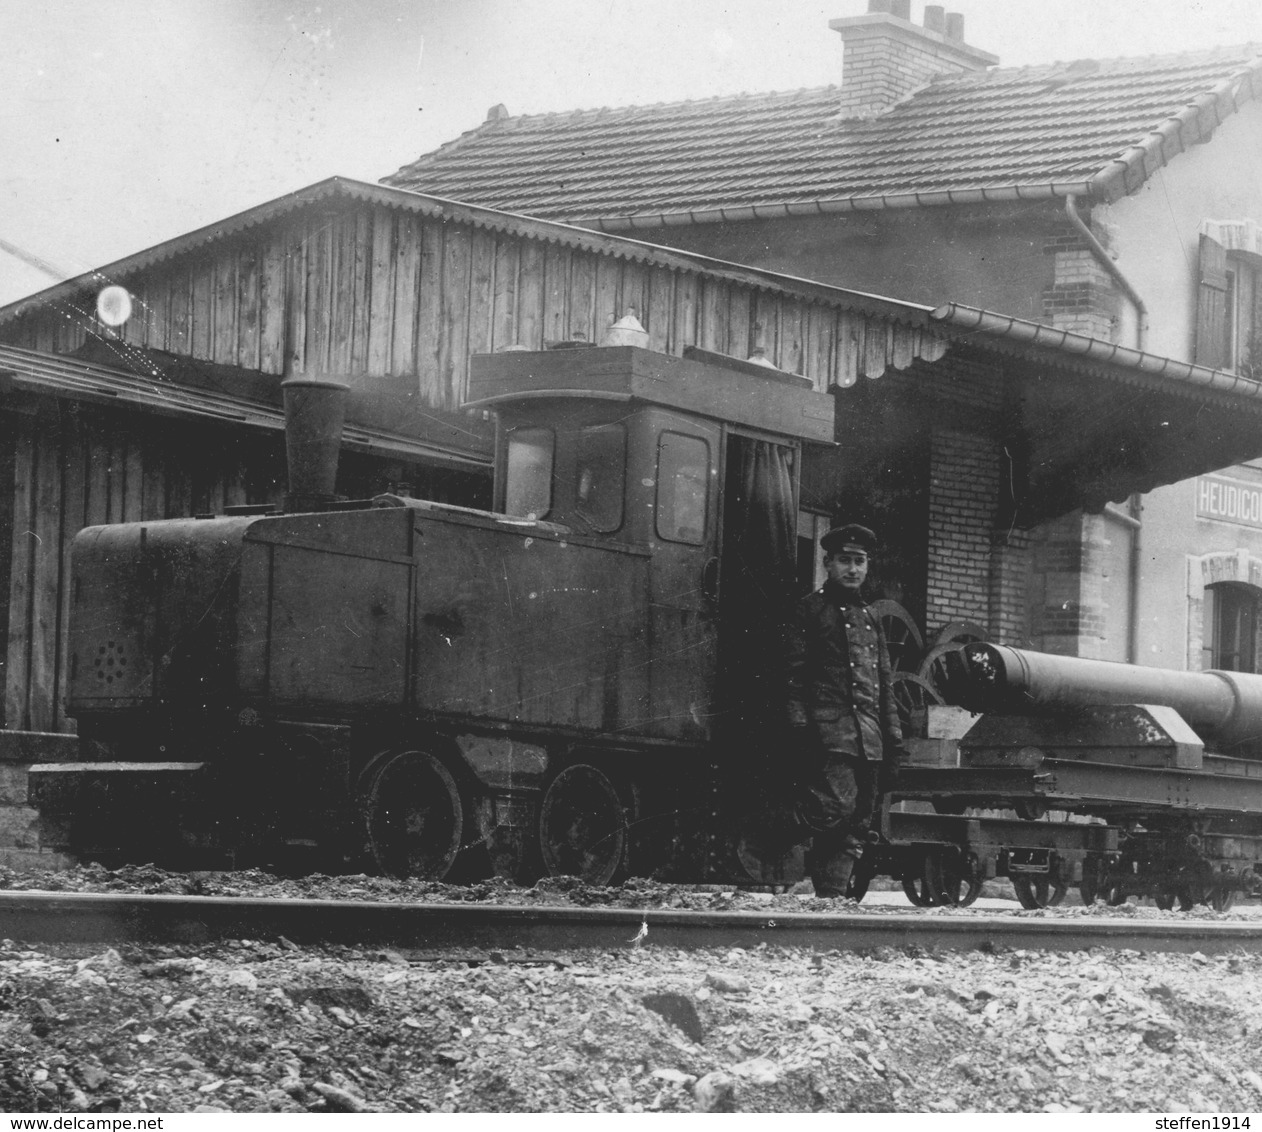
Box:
[281,376,349,511]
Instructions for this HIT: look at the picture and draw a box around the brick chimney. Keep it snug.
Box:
[830,1,998,119]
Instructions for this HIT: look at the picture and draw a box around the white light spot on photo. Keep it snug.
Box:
[96,285,132,326]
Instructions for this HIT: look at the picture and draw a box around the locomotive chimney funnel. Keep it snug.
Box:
[281,376,349,511]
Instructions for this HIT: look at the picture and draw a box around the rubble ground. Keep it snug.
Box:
[2,866,1262,1113]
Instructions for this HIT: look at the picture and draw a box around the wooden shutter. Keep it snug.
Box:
[1195,233,1230,368]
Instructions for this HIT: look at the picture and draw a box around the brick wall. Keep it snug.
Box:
[989,528,1032,646]
[927,428,999,633]
[919,350,1032,645]
[1042,226,1121,342]
[1026,510,1111,657]
[0,732,72,871]
[838,32,985,118]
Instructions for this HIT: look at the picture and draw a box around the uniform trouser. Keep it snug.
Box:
[800,750,878,895]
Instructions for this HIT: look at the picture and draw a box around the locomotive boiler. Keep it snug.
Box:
[31,344,834,885]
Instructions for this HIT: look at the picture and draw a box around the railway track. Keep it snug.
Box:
[3,889,1262,955]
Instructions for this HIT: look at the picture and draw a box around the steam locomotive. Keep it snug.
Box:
[28,343,1262,907]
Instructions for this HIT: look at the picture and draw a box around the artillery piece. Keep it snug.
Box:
[892,644,1262,910]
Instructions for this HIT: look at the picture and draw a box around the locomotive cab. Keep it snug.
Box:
[466,344,834,745]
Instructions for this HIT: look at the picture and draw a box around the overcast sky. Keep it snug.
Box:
[2,0,1261,306]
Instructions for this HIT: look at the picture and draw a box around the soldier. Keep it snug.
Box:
[785,523,906,898]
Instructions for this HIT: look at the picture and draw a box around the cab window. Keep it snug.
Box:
[505,427,554,519]
[656,432,709,544]
[574,424,625,532]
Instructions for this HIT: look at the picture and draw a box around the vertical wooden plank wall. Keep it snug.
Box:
[1,408,262,733]
[3,199,941,404]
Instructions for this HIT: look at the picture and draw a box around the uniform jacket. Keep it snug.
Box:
[785,581,903,761]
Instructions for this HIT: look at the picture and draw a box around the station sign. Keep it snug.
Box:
[1196,473,1262,529]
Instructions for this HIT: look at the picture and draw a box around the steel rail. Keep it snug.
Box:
[2,891,1260,956]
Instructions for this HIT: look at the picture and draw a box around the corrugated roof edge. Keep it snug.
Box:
[578,183,1096,231]
[931,302,1262,410]
[0,177,940,329]
[0,343,490,468]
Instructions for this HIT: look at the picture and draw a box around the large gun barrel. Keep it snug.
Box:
[954,644,1262,748]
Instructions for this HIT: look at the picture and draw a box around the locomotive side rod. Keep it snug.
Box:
[3,890,1262,955]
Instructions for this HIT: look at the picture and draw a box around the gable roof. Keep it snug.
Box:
[0,176,933,330]
[384,45,1262,231]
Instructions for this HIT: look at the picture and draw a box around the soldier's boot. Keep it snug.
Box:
[811,851,859,899]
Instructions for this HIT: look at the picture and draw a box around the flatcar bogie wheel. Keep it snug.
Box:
[361,750,464,880]
[1078,860,1100,905]
[539,763,627,886]
[1208,885,1237,912]
[902,868,937,907]
[925,850,981,907]
[1012,875,1067,909]
[868,600,925,672]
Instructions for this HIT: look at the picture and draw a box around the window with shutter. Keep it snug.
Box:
[1203,582,1260,672]
[1195,233,1229,369]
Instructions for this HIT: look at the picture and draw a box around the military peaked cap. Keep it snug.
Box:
[820,523,878,554]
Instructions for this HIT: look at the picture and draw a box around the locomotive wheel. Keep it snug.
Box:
[924,850,982,907]
[361,750,464,880]
[538,764,627,885]
[868,600,925,672]
[1011,875,1067,909]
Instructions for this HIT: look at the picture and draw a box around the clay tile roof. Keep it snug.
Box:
[383,45,1262,227]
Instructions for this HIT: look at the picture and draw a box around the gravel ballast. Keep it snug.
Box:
[1,866,1261,1114]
